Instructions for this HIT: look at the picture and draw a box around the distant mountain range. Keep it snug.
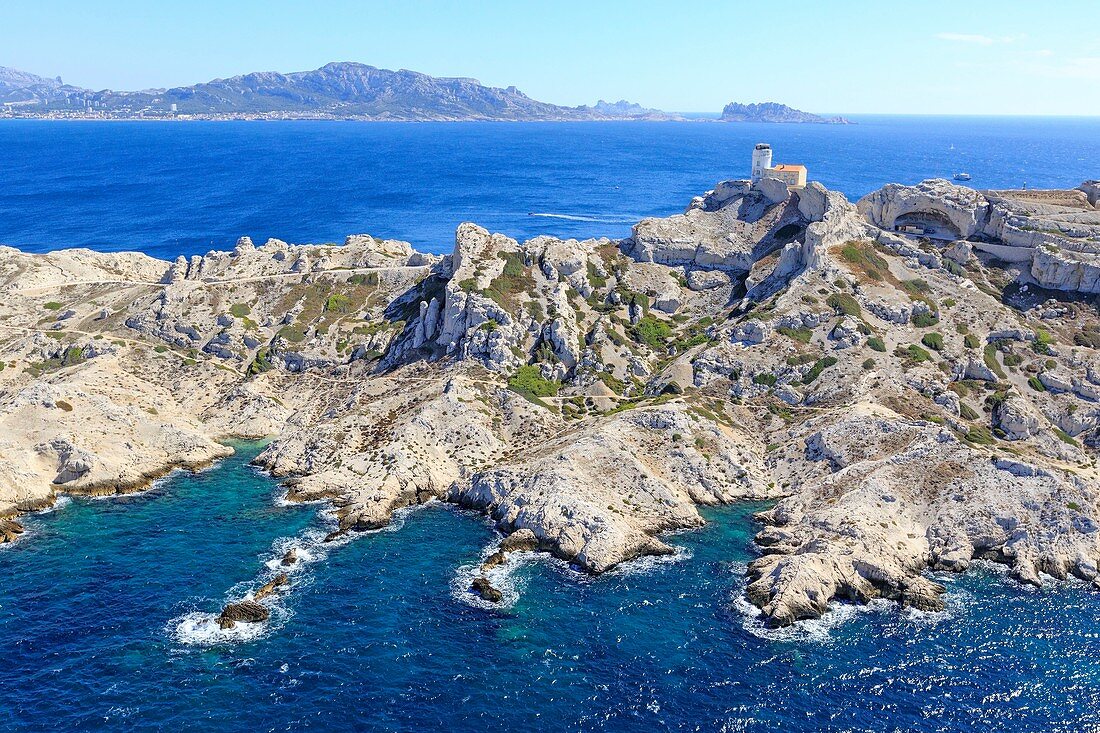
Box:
[0,63,683,121]
[720,102,851,124]
[0,63,846,123]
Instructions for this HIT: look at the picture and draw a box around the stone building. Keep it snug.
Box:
[750,143,808,188]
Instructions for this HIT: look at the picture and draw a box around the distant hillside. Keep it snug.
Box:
[0,62,681,121]
[720,101,851,124]
[0,67,68,106]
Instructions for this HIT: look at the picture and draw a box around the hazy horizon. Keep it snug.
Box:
[3,0,1099,116]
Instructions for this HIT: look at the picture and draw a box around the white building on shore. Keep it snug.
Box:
[750,143,808,189]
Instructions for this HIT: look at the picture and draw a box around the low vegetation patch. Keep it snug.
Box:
[837,240,890,282]
[753,372,777,387]
[776,326,813,344]
[921,332,944,351]
[630,315,672,350]
[911,310,939,328]
[896,344,931,364]
[983,343,1007,379]
[826,293,861,317]
[508,365,561,399]
[802,356,838,384]
[1075,326,1100,349]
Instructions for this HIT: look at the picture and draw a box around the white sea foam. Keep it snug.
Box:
[170,605,290,646]
[34,495,71,514]
[452,550,528,610]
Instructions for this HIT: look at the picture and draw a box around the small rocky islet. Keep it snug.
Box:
[2,173,1100,628]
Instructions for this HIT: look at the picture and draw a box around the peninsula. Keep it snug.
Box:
[3,159,1099,629]
[1,63,836,123]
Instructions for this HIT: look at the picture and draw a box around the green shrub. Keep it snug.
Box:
[324,294,351,313]
[964,426,995,445]
[964,334,980,349]
[43,302,63,311]
[983,344,1007,379]
[586,261,607,289]
[1032,329,1055,355]
[1054,428,1080,447]
[911,311,939,328]
[921,333,944,351]
[838,241,889,277]
[867,336,886,352]
[499,250,526,278]
[786,353,819,366]
[1002,353,1023,367]
[229,303,251,318]
[862,358,876,370]
[630,316,672,349]
[508,365,561,398]
[826,293,861,317]
[944,260,966,277]
[1074,327,1100,348]
[753,372,777,387]
[897,344,931,363]
[802,356,838,384]
[959,403,979,420]
[279,325,306,343]
[776,326,813,344]
[248,347,273,375]
[154,345,168,353]
[1027,376,1046,392]
[901,278,931,295]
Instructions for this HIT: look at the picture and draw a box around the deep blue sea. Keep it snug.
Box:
[1,117,1098,257]
[3,444,1100,732]
[3,118,1100,731]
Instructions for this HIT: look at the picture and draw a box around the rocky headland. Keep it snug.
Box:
[3,176,1100,627]
[720,101,851,124]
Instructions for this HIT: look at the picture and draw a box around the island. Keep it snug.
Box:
[2,155,1099,631]
[721,101,851,124]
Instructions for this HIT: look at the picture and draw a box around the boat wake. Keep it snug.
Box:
[527,212,640,224]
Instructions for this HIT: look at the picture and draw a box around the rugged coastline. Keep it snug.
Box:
[2,175,1100,628]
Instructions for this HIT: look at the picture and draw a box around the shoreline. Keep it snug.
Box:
[0,173,1098,627]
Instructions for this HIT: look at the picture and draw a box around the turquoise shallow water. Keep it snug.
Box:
[2,443,1100,731]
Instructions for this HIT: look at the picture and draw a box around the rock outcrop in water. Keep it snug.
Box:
[217,600,270,629]
[3,174,1100,628]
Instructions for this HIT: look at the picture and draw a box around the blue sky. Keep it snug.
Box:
[3,0,1099,114]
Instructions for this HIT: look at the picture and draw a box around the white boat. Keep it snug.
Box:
[953,172,972,181]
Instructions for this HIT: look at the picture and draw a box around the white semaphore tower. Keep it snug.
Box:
[751,143,773,181]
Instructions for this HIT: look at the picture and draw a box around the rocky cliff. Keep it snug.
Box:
[3,175,1100,631]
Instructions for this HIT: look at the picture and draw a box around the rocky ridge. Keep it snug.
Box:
[2,175,1100,629]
